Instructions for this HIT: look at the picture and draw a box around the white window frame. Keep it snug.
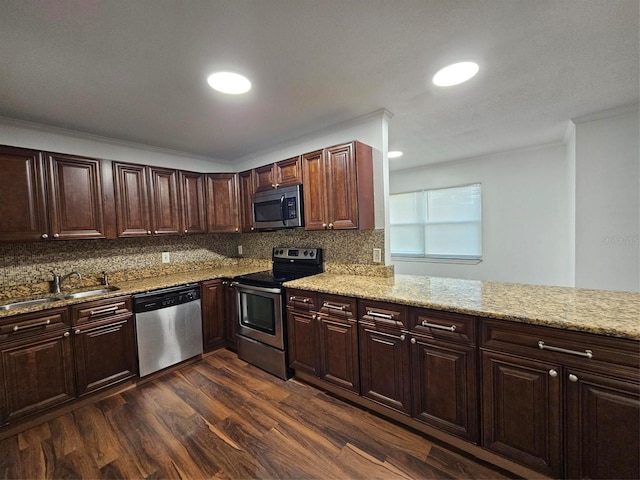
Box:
[389,183,483,263]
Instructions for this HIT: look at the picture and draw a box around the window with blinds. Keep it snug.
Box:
[389,183,482,260]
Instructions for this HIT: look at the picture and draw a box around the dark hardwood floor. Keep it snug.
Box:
[0,350,510,479]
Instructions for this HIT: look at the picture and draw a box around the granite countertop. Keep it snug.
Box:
[284,273,640,340]
[0,264,267,319]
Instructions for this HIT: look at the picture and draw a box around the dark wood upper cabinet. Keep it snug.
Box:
[46,153,105,240]
[254,156,302,192]
[206,173,240,233]
[302,141,374,231]
[0,145,48,242]
[113,162,151,237]
[180,171,207,235]
[149,166,181,235]
[238,169,256,233]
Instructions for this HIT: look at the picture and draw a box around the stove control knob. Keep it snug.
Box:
[309,250,315,257]
[303,250,308,256]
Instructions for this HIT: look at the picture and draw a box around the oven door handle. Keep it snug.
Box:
[230,282,282,295]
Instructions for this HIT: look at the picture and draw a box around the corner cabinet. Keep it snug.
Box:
[206,173,240,233]
[302,141,374,231]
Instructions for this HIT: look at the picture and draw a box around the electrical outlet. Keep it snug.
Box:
[373,248,382,263]
[162,252,170,263]
[237,245,243,255]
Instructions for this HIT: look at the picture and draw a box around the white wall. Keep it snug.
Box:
[574,107,639,292]
[390,143,573,286]
[0,116,230,172]
[234,110,389,229]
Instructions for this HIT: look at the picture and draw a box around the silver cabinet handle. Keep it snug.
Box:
[322,223,327,228]
[184,229,188,233]
[538,341,593,359]
[271,183,275,188]
[90,306,119,316]
[400,334,406,341]
[147,231,152,235]
[410,337,416,344]
[63,331,70,337]
[290,296,310,303]
[41,233,49,239]
[367,310,393,320]
[75,329,81,335]
[323,302,346,311]
[421,320,456,332]
[13,319,51,332]
[328,223,333,229]
[549,369,558,377]
[568,374,579,382]
[53,233,60,238]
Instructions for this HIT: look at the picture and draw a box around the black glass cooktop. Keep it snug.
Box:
[233,270,314,288]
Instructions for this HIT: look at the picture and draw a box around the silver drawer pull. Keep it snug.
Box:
[290,296,310,303]
[538,341,593,359]
[367,310,394,320]
[324,302,346,311]
[421,320,456,332]
[90,306,119,316]
[12,319,51,332]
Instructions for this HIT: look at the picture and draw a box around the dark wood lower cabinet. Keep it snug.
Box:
[481,350,562,478]
[287,308,320,376]
[0,330,76,426]
[201,280,226,351]
[73,316,137,396]
[359,325,411,415]
[224,281,238,351]
[318,314,359,393]
[565,368,640,479]
[411,336,478,442]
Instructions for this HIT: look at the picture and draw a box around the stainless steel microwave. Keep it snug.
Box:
[252,184,304,230]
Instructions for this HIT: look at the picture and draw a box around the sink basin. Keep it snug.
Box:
[61,286,120,299]
[0,297,62,311]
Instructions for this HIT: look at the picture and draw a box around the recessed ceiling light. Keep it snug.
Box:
[432,62,479,87]
[207,72,252,94]
[388,151,404,158]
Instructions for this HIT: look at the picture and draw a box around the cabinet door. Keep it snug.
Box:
[565,368,640,479]
[180,171,207,234]
[0,146,49,242]
[325,143,358,230]
[301,149,327,230]
[149,167,181,235]
[238,170,256,233]
[275,156,302,187]
[481,351,562,478]
[206,174,240,233]
[47,153,105,239]
[201,280,226,351]
[318,315,359,393]
[287,309,320,376]
[73,315,136,396]
[359,325,411,415]
[0,330,75,425]
[224,282,238,350]
[113,162,152,237]
[411,336,478,442]
[254,164,276,192]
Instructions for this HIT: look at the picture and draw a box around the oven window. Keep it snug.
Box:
[240,291,276,334]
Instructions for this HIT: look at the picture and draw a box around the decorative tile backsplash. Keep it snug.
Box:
[0,229,385,288]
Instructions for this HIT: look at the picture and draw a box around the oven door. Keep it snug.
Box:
[233,282,284,350]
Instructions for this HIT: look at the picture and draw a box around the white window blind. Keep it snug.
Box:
[390,183,482,260]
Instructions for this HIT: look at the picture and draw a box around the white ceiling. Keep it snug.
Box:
[1,0,638,171]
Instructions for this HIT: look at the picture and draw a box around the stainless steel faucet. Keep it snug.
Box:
[51,270,82,294]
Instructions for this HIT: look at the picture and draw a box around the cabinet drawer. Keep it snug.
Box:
[71,296,132,326]
[318,294,356,319]
[359,300,408,330]
[286,289,317,311]
[410,308,476,345]
[481,318,640,370]
[0,308,69,341]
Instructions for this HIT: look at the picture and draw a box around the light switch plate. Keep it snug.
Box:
[373,248,382,263]
[162,252,170,263]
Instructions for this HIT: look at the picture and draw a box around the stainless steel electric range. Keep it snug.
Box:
[231,247,323,380]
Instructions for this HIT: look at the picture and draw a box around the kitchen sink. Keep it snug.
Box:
[0,297,62,311]
[0,286,120,310]
[60,286,120,299]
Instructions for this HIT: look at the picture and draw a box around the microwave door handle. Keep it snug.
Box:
[280,194,287,226]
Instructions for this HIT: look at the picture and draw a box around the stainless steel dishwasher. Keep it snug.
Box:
[133,283,203,377]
